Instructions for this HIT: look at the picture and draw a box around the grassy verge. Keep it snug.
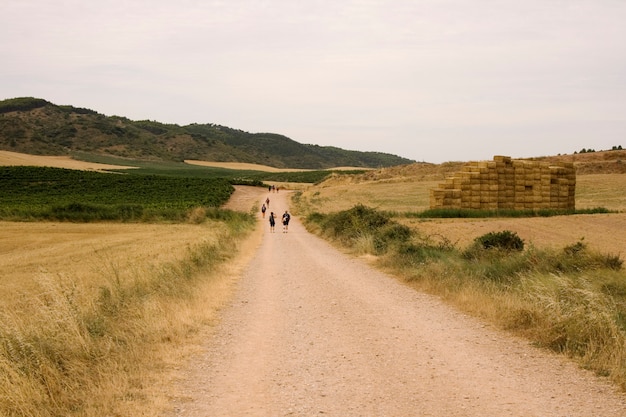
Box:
[406,207,614,218]
[300,203,626,390]
[0,213,255,416]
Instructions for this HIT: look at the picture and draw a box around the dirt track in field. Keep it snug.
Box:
[166,187,626,416]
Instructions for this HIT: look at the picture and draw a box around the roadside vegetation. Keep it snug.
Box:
[299,203,626,390]
[0,164,258,416]
[0,216,255,417]
[407,206,614,218]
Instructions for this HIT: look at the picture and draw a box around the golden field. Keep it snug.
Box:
[0,219,260,417]
[0,150,136,171]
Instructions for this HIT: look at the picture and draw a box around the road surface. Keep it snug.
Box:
[167,189,626,416]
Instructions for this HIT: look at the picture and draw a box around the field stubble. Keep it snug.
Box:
[0,218,260,416]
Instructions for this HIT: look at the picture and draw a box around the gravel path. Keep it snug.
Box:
[167,190,626,416]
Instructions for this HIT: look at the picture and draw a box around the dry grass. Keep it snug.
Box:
[0,220,257,416]
[576,174,626,211]
[184,159,371,172]
[0,223,216,301]
[0,150,136,171]
[302,178,438,214]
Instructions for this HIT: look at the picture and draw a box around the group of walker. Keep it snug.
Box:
[261,197,290,233]
[268,210,290,233]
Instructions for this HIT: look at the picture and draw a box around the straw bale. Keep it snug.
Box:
[493,155,512,163]
[430,155,575,210]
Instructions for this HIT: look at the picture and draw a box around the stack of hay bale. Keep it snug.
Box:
[430,156,575,210]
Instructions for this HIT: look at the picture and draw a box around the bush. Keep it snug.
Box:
[306,205,412,255]
[475,230,524,251]
[558,241,623,272]
[321,204,390,241]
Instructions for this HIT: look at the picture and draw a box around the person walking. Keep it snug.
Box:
[282,210,291,233]
[261,203,267,218]
[269,211,276,233]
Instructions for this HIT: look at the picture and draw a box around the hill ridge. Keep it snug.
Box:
[0,97,414,169]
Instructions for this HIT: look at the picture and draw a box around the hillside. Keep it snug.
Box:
[0,97,414,169]
[314,149,626,186]
[529,150,626,175]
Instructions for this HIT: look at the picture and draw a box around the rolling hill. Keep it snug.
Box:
[0,97,414,169]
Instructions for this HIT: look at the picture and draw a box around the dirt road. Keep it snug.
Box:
[168,189,626,416]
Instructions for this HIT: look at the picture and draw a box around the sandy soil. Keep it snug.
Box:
[165,189,626,416]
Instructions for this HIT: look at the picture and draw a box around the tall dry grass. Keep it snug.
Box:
[379,242,626,387]
[0,215,255,417]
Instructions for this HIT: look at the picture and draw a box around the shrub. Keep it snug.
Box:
[475,230,524,251]
[321,204,390,241]
[306,205,412,255]
[395,242,449,265]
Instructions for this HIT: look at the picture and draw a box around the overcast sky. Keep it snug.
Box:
[2,0,625,163]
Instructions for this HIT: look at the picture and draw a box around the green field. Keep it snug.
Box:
[75,152,364,183]
[0,166,237,221]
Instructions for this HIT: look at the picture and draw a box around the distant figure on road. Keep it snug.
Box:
[266,197,270,208]
[269,212,276,233]
[261,203,267,218]
[282,210,291,233]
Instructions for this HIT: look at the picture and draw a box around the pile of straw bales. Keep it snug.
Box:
[430,156,576,210]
